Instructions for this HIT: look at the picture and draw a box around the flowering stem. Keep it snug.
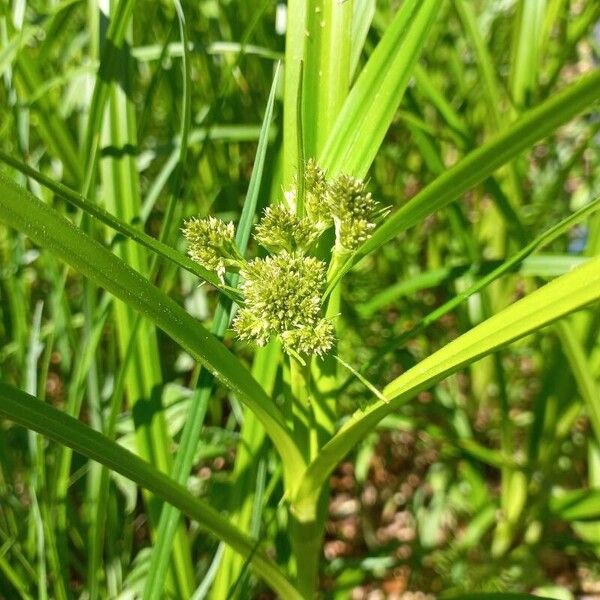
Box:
[288,355,323,597]
[289,356,314,462]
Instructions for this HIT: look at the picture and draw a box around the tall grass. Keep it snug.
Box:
[0,0,599,598]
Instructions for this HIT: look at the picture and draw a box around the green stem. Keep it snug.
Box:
[289,356,313,463]
[289,510,324,600]
[288,356,323,598]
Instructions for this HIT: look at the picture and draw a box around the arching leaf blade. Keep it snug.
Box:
[294,255,600,518]
[0,171,305,482]
[0,382,302,600]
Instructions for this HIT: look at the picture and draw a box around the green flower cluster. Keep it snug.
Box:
[182,216,242,282]
[182,160,379,357]
[326,173,379,250]
[253,204,320,254]
[290,159,380,251]
[233,254,334,357]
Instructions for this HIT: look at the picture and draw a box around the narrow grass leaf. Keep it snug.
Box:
[0,383,302,600]
[350,0,376,78]
[0,150,232,296]
[319,0,438,177]
[0,171,305,482]
[360,68,600,256]
[327,67,600,292]
[294,255,600,517]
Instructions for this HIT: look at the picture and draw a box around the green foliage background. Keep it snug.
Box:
[0,0,599,598]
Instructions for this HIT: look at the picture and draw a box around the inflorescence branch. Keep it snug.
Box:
[182,160,380,358]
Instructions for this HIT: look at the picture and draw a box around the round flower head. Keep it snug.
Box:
[232,252,333,356]
[280,318,335,358]
[303,158,331,225]
[254,204,320,254]
[182,161,378,359]
[182,216,242,282]
[326,174,378,250]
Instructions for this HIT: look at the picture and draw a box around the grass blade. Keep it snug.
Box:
[319,0,438,176]
[0,170,305,484]
[359,196,600,330]
[0,382,302,600]
[361,68,600,255]
[327,67,600,291]
[294,255,600,518]
[0,149,232,296]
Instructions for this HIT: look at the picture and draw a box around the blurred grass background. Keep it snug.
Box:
[0,0,600,598]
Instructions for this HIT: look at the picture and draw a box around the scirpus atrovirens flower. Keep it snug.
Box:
[254,204,320,253]
[232,253,334,357]
[183,160,379,358]
[325,174,379,250]
[182,216,243,282]
[303,158,330,224]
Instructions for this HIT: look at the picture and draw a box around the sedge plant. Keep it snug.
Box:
[1,1,600,599]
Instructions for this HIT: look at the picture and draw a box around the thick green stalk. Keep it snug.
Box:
[289,512,324,599]
[288,356,322,597]
[303,0,353,157]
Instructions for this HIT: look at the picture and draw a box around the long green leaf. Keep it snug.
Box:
[0,149,231,295]
[361,68,600,254]
[0,171,305,483]
[81,0,136,194]
[0,383,302,600]
[358,196,600,334]
[328,67,600,291]
[293,255,600,518]
[319,0,438,176]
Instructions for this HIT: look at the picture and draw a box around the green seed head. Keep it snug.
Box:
[304,158,331,224]
[254,204,320,254]
[232,252,333,356]
[280,318,335,358]
[182,216,241,282]
[182,161,378,358]
[326,174,378,250]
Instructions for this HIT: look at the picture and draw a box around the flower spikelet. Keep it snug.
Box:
[182,216,241,281]
[326,174,378,250]
[230,307,271,346]
[304,158,331,224]
[254,204,320,253]
[232,252,333,356]
[280,318,335,358]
